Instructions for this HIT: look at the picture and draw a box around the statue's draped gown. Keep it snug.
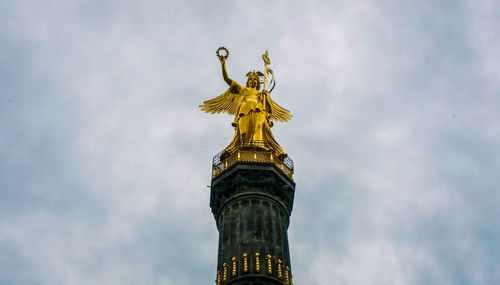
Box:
[200,79,292,159]
[225,81,285,157]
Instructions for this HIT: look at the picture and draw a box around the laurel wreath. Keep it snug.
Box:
[216,47,229,60]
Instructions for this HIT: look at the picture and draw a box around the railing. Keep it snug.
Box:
[212,141,294,180]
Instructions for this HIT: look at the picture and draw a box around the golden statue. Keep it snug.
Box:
[200,47,292,159]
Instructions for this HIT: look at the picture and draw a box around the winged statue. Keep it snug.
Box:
[200,47,292,159]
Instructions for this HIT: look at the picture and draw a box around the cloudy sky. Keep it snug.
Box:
[1,0,499,284]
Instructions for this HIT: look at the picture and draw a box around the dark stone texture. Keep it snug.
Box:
[211,163,295,217]
[210,162,296,285]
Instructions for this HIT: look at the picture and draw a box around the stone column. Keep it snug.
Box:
[210,163,295,285]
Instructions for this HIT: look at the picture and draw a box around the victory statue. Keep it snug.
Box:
[200,47,292,160]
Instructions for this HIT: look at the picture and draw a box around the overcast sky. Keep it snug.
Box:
[1,1,499,284]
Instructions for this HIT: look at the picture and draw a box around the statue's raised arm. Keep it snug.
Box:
[199,47,242,115]
[217,47,233,86]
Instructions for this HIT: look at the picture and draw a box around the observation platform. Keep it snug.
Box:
[212,141,294,181]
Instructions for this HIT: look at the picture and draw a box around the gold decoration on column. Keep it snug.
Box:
[223,263,228,282]
[255,252,260,272]
[277,259,283,279]
[232,257,237,277]
[216,270,221,285]
[267,254,273,274]
[243,253,248,273]
[285,266,290,284]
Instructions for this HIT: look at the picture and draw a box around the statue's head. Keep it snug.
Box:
[246,71,264,90]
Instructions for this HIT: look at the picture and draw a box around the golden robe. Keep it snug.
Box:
[200,80,291,158]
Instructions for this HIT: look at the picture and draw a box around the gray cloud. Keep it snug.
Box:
[1,0,499,284]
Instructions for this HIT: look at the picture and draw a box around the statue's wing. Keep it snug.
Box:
[199,84,242,115]
[267,95,292,122]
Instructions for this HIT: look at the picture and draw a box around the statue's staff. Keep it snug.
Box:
[262,50,275,93]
